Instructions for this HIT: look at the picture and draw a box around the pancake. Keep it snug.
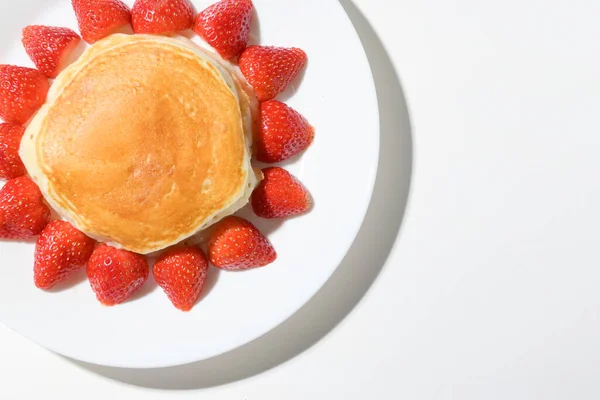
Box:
[20,34,260,254]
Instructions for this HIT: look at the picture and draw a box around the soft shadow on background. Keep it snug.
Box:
[70,0,413,389]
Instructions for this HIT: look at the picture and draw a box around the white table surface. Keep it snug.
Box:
[2,0,599,398]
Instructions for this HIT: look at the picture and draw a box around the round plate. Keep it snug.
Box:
[0,0,379,368]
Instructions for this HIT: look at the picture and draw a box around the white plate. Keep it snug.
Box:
[0,0,379,368]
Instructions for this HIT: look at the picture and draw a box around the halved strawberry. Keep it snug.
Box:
[256,100,314,163]
[22,26,81,79]
[132,0,194,34]
[252,167,312,219]
[154,246,209,311]
[0,65,49,125]
[239,45,307,102]
[194,0,253,60]
[72,0,131,44]
[0,123,26,180]
[0,176,51,240]
[87,244,149,306]
[208,216,277,271]
[34,221,96,290]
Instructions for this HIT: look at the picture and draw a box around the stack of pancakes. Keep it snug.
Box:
[20,34,260,254]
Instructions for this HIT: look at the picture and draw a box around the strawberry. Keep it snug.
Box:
[252,167,312,219]
[208,216,276,271]
[153,246,209,311]
[72,0,131,44]
[0,176,50,240]
[132,0,194,34]
[0,123,26,180]
[22,26,81,79]
[256,100,314,163]
[87,244,149,306]
[239,46,307,102]
[34,221,96,290]
[194,0,253,60]
[0,65,49,125]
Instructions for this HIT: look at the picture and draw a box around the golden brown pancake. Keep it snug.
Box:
[20,34,259,254]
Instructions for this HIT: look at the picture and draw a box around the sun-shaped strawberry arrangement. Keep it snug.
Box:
[0,0,315,311]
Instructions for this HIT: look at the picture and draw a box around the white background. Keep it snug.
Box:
[2,0,600,398]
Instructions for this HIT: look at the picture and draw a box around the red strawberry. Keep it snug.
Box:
[239,46,307,102]
[0,65,49,125]
[22,26,81,79]
[208,216,276,271]
[194,0,253,60]
[154,246,209,311]
[34,221,96,290]
[132,0,194,34]
[256,100,314,163]
[87,244,149,306]
[72,0,131,44]
[0,176,51,240]
[252,167,312,219]
[0,123,26,180]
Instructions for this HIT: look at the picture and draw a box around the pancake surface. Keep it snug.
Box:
[21,34,259,254]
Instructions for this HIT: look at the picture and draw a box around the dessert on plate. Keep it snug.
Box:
[0,0,315,311]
